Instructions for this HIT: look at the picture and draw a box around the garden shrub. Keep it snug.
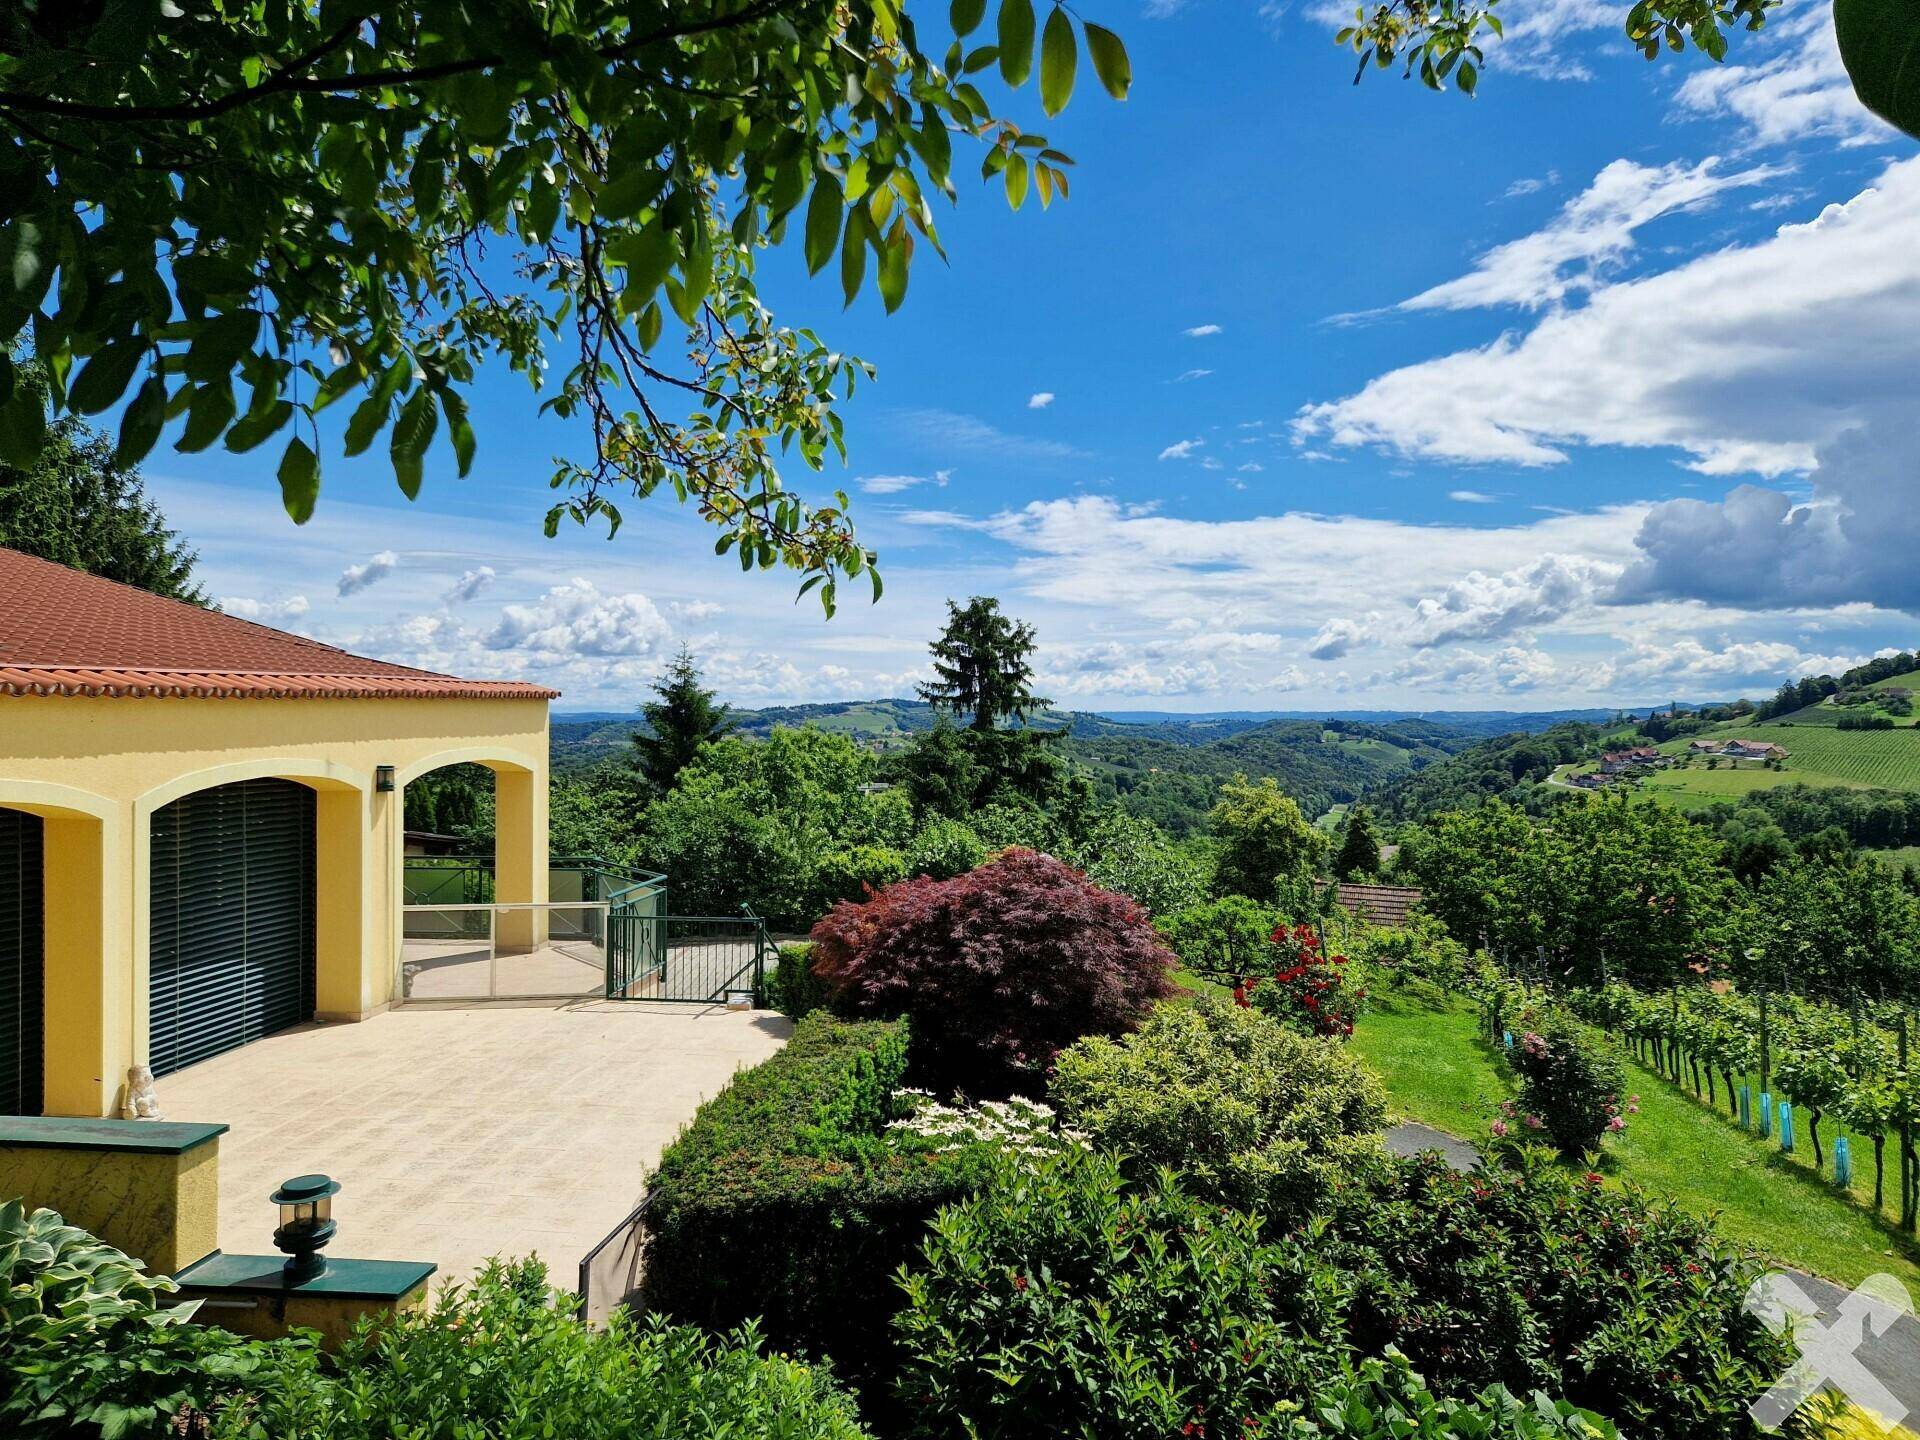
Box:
[1278,1352,1623,1440]
[809,848,1178,1096]
[757,940,829,1017]
[241,1260,870,1440]
[904,817,989,879]
[1158,894,1285,976]
[1352,909,1469,994]
[1505,1011,1628,1158]
[640,1013,983,1400]
[814,843,911,907]
[1245,922,1367,1039]
[1050,999,1386,1227]
[892,1148,1347,1440]
[1321,1151,1807,1440]
[0,1199,291,1440]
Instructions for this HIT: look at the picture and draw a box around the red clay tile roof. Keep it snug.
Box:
[0,547,558,701]
[1316,881,1424,928]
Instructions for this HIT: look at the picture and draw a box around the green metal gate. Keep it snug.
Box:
[149,778,316,1077]
[0,808,44,1115]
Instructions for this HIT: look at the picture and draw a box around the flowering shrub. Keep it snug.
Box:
[809,848,1178,1096]
[1240,923,1366,1039]
[1051,999,1386,1228]
[888,1091,1082,1158]
[1504,1011,1628,1159]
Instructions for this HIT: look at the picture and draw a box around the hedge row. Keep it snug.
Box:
[639,1013,980,1400]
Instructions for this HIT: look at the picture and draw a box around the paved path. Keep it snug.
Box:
[1383,1121,1920,1426]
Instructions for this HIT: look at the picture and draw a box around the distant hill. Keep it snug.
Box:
[1364,722,1608,822]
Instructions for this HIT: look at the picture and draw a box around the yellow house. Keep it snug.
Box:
[0,546,557,1119]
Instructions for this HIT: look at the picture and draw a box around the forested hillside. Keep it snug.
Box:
[1364,723,1606,821]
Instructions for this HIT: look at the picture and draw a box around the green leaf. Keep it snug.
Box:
[637,299,664,350]
[390,388,438,499]
[804,172,844,275]
[841,208,871,306]
[224,401,290,453]
[998,0,1037,86]
[343,393,388,457]
[877,226,909,313]
[115,377,168,467]
[952,0,988,37]
[0,390,46,466]
[439,388,476,477]
[1040,7,1078,116]
[68,339,143,416]
[1004,152,1030,210]
[610,221,677,305]
[1836,0,1920,140]
[176,382,236,453]
[1083,23,1132,99]
[277,436,320,523]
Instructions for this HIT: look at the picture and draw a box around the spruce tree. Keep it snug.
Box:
[1334,806,1382,880]
[632,647,732,794]
[917,596,1050,731]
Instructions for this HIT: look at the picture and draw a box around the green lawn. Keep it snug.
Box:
[1353,991,1920,1292]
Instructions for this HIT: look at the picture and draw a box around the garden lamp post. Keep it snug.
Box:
[270,1174,340,1283]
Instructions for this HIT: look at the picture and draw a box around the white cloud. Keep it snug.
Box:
[1401,158,1780,313]
[1587,637,1867,692]
[219,595,311,624]
[858,470,951,494]
[889,408,1084,460]
[1239,462,1266,474]
[443,566,495,604]
[1027,391,1056,409]
[669,600,724,622]
[1294,157,1920,479]
[1173,368,1215,382]
[486,578,672,660]
[1158,438,1204,461]
[1408,554,1617,646]
[1449,490,1498,504]
[1672,3,1888,148]
[1183,323,1224,337]
[337,550,398,597]
[1504,171,1560,199]
[1308,617,1371,660]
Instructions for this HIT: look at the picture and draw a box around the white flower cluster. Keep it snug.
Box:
[887,1090,1085,1157]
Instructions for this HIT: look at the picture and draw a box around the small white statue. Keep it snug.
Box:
[122,1064,164,1121]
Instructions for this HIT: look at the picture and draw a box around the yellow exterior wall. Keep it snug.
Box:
[186,1279,431,1350]
[0,1138,220,1273]
[0,696,549,1117]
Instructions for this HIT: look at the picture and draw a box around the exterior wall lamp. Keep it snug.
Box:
[270,1173,341,1282]
[375,765,395,793]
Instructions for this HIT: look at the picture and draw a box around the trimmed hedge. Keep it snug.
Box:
[640,1013,981,1400]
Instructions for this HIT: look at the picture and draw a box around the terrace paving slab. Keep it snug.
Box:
[162,1001,789,1290]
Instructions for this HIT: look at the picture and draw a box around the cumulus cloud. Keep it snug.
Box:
[1308,617,1372,660]
[486,578,671,659]
[337,549,398,597]
[443,566,496,604]
[1159,438,1204,461]
[1028,391,1056,409]
[220,595,311,624]
[669,600,724,622]
[1183,323,1224,337]
[1587,637,1868,692]
[1408,554,1617,646]
[1401,158,1779,313]
[1295,156,1920,478]
[1672,3,1888,148]
[1379,645,1563,693]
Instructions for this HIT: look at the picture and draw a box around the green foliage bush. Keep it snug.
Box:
[1322,1151,1804,1440]
[0,1199,287,1440]
[1352,910,1469,994]
[904,816,989,878]
[1050,1000,1386,1228]
[241,1260,870,1440]
[640,1013,980,1399]
[757,940,828,1017]
[1505,1012,1628,1158]
[1210,776,1329,906]
[814,843,911,905]
[1159,894,1284,975]
[893,1148,1345,1440]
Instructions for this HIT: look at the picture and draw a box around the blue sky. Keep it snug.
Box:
[150,0,1920,711]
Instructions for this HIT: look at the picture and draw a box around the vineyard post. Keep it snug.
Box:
[1759,992,1772,1138]
[1670,987,1680,1082]
[1901,1013,1914,1232]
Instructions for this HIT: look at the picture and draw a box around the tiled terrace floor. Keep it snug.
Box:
[163,1001,789,1290]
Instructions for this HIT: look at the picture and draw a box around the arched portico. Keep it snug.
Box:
[394,749,548,968]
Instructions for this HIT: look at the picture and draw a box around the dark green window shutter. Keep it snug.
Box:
[149,779,315,1077]
[0,807,44,1115]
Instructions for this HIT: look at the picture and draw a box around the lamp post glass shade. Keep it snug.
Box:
[271,1173,340,1282]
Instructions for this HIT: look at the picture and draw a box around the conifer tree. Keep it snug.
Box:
[632,647,732,794]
